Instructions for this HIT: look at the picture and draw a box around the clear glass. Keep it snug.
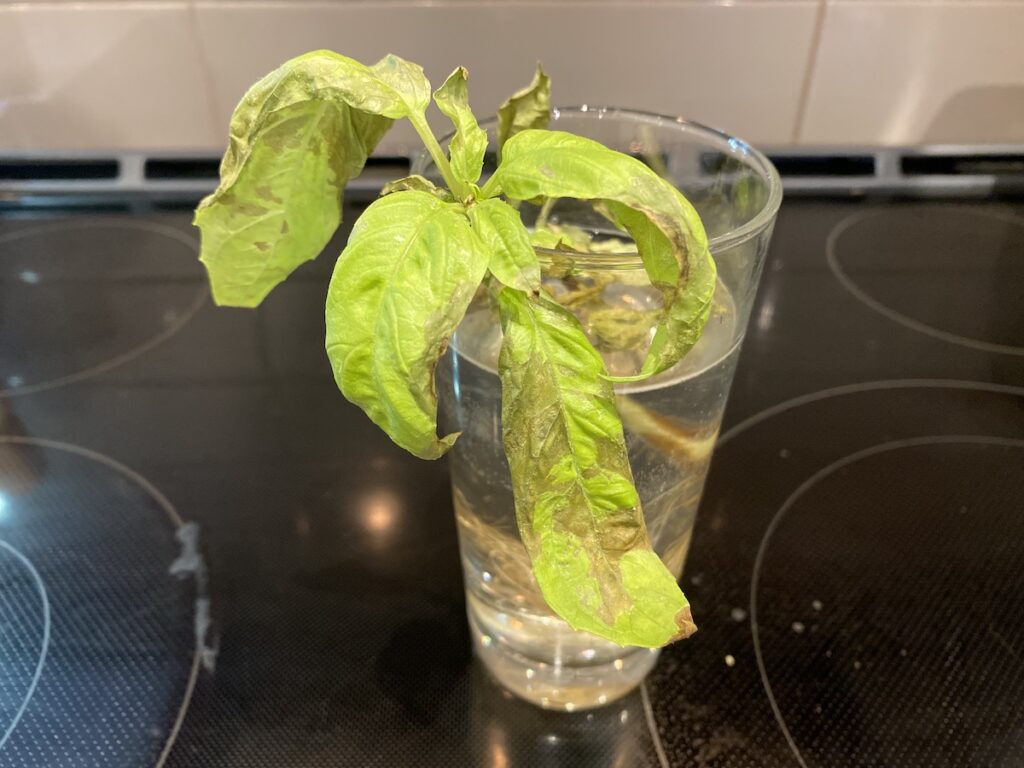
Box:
[418,108,781,711]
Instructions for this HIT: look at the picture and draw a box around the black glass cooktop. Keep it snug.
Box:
[0,198,1021,767]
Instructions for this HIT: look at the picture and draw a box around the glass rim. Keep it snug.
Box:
[413,106,783,265]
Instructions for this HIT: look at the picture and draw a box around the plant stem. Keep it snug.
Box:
[410,114,470,200]
[535,197,556,228]
[478,173,501,200]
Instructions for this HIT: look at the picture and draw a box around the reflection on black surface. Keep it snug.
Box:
[375,607,471,727]
[359,487,403,542]
[468,664,660,768]
[0,403,45,496]
[828,206,1024,353]
[0,219,205,394]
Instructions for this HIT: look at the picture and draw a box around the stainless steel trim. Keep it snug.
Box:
[2,145,1023,202]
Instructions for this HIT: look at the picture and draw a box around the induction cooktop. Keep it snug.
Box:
[0,195,1021,767]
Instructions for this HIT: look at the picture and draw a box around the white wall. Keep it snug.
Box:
[0,0,1021,152]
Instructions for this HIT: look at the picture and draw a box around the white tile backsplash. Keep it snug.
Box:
[0,3,218,150]
[193,1,820,154]
[2,0,1022,152]
[801,1,1024,145]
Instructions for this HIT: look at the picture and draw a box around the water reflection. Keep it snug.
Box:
[467,662,662,767]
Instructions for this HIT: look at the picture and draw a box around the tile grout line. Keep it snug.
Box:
[791,0,828,145]
[641,681,672,768]
[184,0,224,148]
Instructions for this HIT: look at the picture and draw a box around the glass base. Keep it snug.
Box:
[467,597,661,712]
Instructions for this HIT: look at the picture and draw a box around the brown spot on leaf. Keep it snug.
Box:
[670,604,698,642]
[254,241,271,252]
[280,220,290,235]
[255,185,283,204]
[235,203,268,217]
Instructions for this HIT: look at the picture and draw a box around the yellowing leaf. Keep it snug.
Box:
[492,129,716,378]
[496,64,551,152]
[467,198,541,292]
[434,67,488,187]
[326,190,489,460]
[369,53,432,115]
[381,174,453,201]
[498,288,696,647]
[195,50,431,307]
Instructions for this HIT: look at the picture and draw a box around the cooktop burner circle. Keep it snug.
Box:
[827,207,1024,356]
[645,381,1024,767]
[0,219,207,397]
[0,437,200,766]
[752,435,1024,768]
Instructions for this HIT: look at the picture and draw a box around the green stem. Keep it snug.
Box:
[478,173,501,200]
[410,114,470,200]
[535,197,556,228]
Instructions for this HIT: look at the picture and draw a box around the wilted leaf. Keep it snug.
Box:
[496,64,551,152]
[467,197,541,292]
[434,67,488,187]
[195,50,431,307]
[492,129,716,377]
[381,174,453,201]
[498,287,696,647]
[326,190,489,459]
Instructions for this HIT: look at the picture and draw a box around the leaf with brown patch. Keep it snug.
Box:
[195,50,431,307]
[325,190,489,459]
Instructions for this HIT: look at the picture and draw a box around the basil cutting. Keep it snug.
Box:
[498,288,696,646]
[195,51,718,649]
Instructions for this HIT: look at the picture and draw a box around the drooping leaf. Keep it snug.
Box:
[604,201,716,378]
[195,50,431,307]
[467,198,540,292]
[381,174,453,201]
[368,53,432,114]
[496,64,551,152]
[497,287,696,647]
[434,67,488,187]
[326,190,489,459]
[491,129,716,377]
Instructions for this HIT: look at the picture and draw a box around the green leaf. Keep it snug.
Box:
[604,201,717,379]
[491,129,716,377]
[467,198,541,292]
[529,228,577,252]
[368,53,432,115]
[195,50,431,307]
[326,190,489,459]
[434,67,487,186]
[497,287,696,647]
[496,63,551,152]
[381,174,453,201]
